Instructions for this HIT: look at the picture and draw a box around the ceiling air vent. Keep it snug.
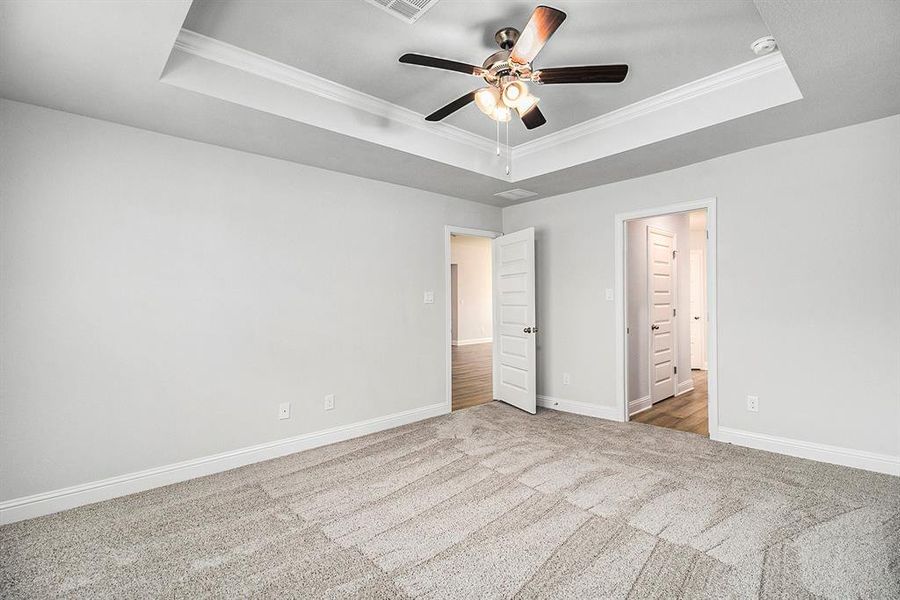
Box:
[362,0,440,24]
[494,188,538,201]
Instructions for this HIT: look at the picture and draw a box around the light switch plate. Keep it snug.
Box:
[423,291,434,304]
[324,394,335,411]
[278,402,291,420]
[605,288,614,301]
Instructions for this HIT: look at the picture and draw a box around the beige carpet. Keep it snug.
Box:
[2,402,898,598]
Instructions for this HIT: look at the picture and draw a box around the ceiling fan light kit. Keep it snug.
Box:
[399,5,630,174]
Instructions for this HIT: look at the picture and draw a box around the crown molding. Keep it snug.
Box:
[166,30,801,184]
[173,29,497,156]
[515,52,792,160]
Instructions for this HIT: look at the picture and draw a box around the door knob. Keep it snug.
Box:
[651,324,660,330]
[694,316,700,320]
[524,327,532,333]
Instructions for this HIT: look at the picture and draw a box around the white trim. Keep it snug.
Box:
[628,395,653,416]
[166,30,507,182]
[166,32,802,183]
[452,337,493,347]
[616,198,719,439]
[512,53,801,178]
[537,395,620,421]
[676,379,695,396]
[444,226,502,413]
[0,402,448,525]
[173,30,495,156]
[518,53,788,158]
[716,427,900,476]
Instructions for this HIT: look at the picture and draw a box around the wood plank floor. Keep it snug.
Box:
[631,370,709,436]
[452,342,493,411]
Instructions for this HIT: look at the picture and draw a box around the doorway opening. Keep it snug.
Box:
[616,200,717,437]
[446,228,497,411]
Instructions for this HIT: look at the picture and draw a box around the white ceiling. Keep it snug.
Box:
[183,0,771,146]
[1,1,898,206]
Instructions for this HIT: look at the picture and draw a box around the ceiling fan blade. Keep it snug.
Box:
[399,53,485,76]
[509,6,567,65]
[533,64,629,84]
[425,91,478,121]
[519,105,547,130]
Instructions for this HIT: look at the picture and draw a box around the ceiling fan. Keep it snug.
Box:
[398,5,629,130]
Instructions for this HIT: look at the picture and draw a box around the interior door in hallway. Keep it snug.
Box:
[492,227,536,414]
[648,226,677,403]
[689,248,707,370]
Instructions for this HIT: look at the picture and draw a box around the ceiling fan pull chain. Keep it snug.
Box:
[496,118,500,157]
[505,118,510,176]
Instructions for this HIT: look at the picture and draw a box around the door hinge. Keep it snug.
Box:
[673,308,677,317]
[706,230,709,239]
[626,327,630,334]
[672,249,677,259]
[674,366,678,374]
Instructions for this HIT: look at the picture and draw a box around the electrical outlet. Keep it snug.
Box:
[423,291,434,304]
[563,373,571,385]
[605,288,614,301]
[324,394,335,411]
[278,402,291,420]
[746,395,759,412]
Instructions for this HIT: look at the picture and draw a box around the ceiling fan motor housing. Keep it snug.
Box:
[494,27,520,50]
[483,27,535,86]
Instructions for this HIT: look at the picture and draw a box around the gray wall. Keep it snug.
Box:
[0,100,501,500]
[504,114,900,456]
[626,213,692,404]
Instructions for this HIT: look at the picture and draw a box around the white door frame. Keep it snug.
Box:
[614,198,719,439]
[444,225,502,413]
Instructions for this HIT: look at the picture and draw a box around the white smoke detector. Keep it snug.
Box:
[751,36,778,56]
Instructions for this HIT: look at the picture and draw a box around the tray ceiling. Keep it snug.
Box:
[183,0,772,146]
[2,1,897,205]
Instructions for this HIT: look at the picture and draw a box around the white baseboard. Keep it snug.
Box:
[715,427,900,476]
[676,379,695,396]
[537,395,622,422]
[452,337,492,347]
[628,395,652,416]
[0,402,449,525]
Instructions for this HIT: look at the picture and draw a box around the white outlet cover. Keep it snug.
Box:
[605,288,614,301]
[278,402,291,420]
[423,291,434,304]
[746,395,759,412]
[324,394,335,411]
[563,373,571,385]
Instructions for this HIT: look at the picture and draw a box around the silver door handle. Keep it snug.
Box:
[524,327,539,334]
[694,316,700,320]
[651,324,660,330]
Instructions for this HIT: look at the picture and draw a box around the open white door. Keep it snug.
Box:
[492,227,536,414]
[648,226,677,403]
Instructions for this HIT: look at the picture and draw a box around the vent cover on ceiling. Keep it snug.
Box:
[494,188,538,201]
[362,0,440,24]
